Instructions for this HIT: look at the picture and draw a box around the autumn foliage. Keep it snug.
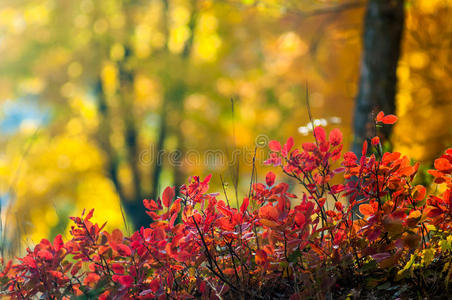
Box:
[0,112,451,299]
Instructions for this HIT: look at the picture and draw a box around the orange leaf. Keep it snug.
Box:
[259,204,279,221]
[260,219,280,228]
[434,158,452,172]
[375,111,385,122]
[84,273,101,286]
[170,198,182,216]
[413,185,426,201]
[381,114,398,124]
[255,249,268,265]
[371,136,380,146]
[359,204,375,216]
[406,210,422,227]
[398,166,414,177]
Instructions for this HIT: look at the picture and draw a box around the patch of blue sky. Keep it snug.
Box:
[0,97,50,134]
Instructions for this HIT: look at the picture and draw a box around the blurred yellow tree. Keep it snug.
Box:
[393,0,452,162]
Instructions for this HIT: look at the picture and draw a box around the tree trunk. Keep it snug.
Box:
[152,0,197,200]
[118,51,151,230]
[352,0,405,155]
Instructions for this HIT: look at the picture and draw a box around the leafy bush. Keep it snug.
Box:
[1,112,451,299]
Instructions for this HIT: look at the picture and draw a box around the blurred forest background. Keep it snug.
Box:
[0,0,451,255]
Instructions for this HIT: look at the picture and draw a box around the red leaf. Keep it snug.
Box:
[71,261,82,276]
[255,249,268,266]
[111,228,123,243]
[426,206,443,218]
[48,271,63,279]
[37,250,53,260]
[282,137,294,155]
[85,208,94,220]
[362,140,368,157]
[330,184,345,194]
[343,152,357,163]
[149,279,160,292]
[329,128,342,146]
[162,186,175,208]
[111,263,125,274]
[294,212,305,227]
[146,211,160,220]
[314,126,326,144]
[266,171,276,186]
[335,202,343,211]
[382,114,398,124]
[143,199,160,211]
[202,174,212,185]
[367,228,381,242]
[113,243,132,257]
[169,212,178,228]
[113,275,134,287]
[240,197,249,214]
[375,111,385,122]
[268,140,281,152]
[302,142,317,152]
[53,234,64,252]
[371,136,380,146]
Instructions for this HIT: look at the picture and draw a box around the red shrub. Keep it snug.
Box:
[1,112,451,299]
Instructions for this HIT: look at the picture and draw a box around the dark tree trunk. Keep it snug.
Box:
[352,0,405,155]
[95,79,148,230]
[152,0,197,200]
[118,50,151,230]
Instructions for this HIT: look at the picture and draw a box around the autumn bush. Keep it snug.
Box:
[0,112,451,299]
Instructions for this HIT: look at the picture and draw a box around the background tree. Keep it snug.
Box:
[393,0,452,162]
[352,0,405,155]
